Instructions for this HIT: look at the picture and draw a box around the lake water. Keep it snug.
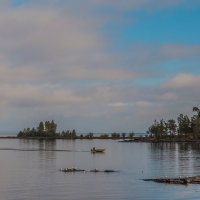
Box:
[1,139,200,200]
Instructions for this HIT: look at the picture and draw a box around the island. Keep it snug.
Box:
[17,120,135,139]
[15,106,200,142]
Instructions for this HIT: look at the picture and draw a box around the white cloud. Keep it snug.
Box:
[164,73,200,89]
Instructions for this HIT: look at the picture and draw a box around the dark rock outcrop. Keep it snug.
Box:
[144,176,200,185]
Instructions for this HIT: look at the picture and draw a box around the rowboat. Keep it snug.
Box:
[91,147,105,153]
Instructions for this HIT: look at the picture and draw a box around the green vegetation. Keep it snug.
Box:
[17,121,134,139]
[147,106,200,139]
[17,120,59,138]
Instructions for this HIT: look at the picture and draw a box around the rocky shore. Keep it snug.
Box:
[143,176,200,185]
[119,137,200,143]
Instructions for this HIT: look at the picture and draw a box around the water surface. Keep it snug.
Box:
[1,139,200,199]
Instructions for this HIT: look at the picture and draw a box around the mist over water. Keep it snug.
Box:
[0,139,200,200]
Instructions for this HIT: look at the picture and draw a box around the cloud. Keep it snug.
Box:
[0,1,199,133]
[0,84,90,108]
[0,61,41,83]
[91,0,200,11]
[0,4,136,132]
[163,73,200,89]
[129,44,200,67]
[158,92,178,101]
[0,6,135,83]
[160,45,200,60]
[0,7,102,59]
[5,0,198,12]
[108,102,132,107]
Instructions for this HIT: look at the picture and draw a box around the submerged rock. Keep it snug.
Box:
[60,168,85,172]
[90,169,117,173]
[60,168,118,173]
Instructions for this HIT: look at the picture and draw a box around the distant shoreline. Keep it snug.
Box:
[0,136,131,140]
[1,136,200,143]
[0,136,18,139]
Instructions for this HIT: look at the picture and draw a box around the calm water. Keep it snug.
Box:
[1,139,200,199]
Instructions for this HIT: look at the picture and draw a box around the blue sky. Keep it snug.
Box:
[0,0,200,133]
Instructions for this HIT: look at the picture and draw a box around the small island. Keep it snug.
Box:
[17,120,135,139]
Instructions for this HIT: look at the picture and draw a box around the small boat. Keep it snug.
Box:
[91,147,105,153]
[90,169,100,172]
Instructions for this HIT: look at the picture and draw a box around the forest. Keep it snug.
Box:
[147,107,200,139]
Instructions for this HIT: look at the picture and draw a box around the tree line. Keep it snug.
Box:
[17,120,59,138]
[17,120,135,139]
[147,107,200,139]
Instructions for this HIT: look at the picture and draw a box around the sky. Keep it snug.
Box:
[0,0,200,134]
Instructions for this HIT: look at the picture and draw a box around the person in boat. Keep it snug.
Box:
[92,147,95,151]
[90,168,99,172]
